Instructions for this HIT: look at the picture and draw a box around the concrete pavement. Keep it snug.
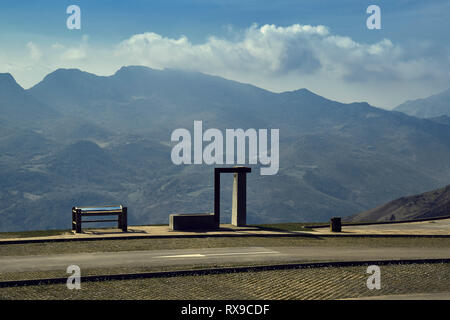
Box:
[1,218,449,245]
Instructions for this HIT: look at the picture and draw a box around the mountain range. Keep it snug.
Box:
[1,66,450,231]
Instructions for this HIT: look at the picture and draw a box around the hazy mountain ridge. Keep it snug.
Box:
[349,184,450,222]
[1,66,450,231]
[394,88,450,118]
[0,73,58,126]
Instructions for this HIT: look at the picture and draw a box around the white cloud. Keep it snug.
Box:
[61,47,87,60]
[26,42,42,61]
[115,24,330,75]
[115,23,446,84]
[60,35,89,61]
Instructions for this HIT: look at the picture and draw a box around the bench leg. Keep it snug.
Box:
[72,208,76,231]
[75,210,82,233]
[118,214,122,229]
[121,207,128,232]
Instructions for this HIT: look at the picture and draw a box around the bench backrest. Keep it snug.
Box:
[74,205,123,213]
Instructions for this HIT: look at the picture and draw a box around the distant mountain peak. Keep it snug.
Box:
[350,184,450,222]
[0,72,57,123]
[0,73,31,101]
[0,72,16,82]
[0,73,24,93]
[280,87,340,105]
[115,65,154,73]
[283,88,317,96]
[28,68,113,105]
[394,88,450,118]
[43,68,97,80]
[113,65,203,79]
[34,68,108,88]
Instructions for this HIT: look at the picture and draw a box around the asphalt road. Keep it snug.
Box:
[1,246,449,272]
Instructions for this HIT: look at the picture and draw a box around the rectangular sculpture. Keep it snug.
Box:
[170,166,251,231]
[215,166,251,227]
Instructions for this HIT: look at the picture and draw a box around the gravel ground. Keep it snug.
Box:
[1,263,448,300]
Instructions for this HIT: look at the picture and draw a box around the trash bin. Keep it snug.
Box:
[330,217,342,232]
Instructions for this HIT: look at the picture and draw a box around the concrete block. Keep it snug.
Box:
[169,213,217,231]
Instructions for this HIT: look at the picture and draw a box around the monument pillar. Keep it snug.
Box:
[214,166,251,228]
[214,168,221,228]
[231,172,247,226]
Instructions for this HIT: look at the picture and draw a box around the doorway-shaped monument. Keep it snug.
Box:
[169,166,251,230]
[214,166,251,227]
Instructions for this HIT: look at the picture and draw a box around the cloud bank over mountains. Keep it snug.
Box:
[117,23,445,83]
[3,23,450,108]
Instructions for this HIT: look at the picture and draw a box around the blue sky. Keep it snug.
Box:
[0,0,449,108]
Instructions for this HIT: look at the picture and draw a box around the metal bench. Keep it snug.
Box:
[72,205,127,233]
